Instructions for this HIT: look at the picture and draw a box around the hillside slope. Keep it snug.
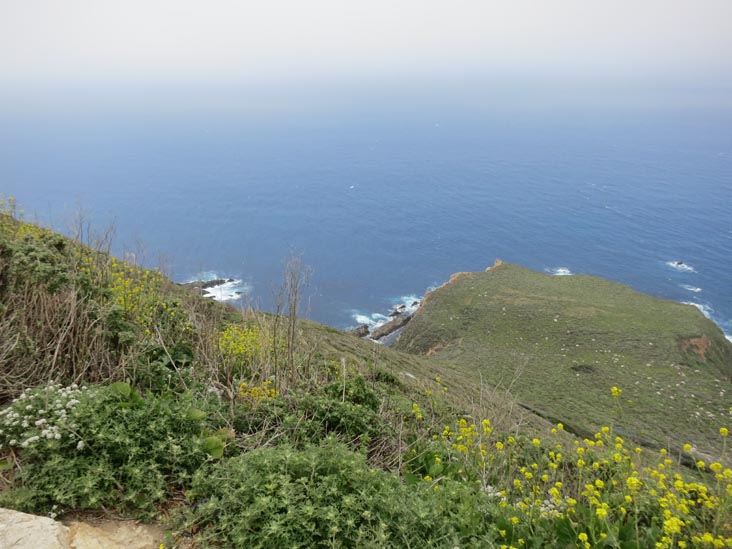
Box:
[395,261,732,456]
[5,212,732,547]
[0,212,548,434]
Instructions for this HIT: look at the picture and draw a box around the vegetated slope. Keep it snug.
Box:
[395,261,732,457]
[7,211,732,547]
[0,211,546,433]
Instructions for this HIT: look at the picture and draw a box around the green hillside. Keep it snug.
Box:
[395,261,732,457]
[3,207,732,548]
[0,209,537,434]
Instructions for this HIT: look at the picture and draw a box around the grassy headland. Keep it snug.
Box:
[395,261,732,457]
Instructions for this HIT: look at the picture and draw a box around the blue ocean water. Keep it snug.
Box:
[2,99,731,336]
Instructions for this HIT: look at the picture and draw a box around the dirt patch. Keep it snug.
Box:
[679,336,711,361]
[65,518,164,549]
[426,342,446,356]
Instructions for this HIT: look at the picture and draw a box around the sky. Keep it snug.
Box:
[1,0,731,109]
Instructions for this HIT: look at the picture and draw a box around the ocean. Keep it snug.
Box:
[2,95,731,337]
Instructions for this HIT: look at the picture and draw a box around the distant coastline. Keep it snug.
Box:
[182,260,732,344]
[178,274,251,302]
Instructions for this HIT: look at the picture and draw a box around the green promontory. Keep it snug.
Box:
[395,261,732,456]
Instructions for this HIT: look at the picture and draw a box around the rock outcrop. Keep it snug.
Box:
[370,313,412,341]
[0,508,70,548]
[180,278,233,293]
[0,508,164,549]
[347,324,370,338]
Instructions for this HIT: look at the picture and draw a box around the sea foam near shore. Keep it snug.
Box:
[349,294,422,332]
[666,261,696,273]
[202,279,250,301]
[545,267,573,276]
[682,301,714,319]
[184,272,251,302]
[680,284,702,293]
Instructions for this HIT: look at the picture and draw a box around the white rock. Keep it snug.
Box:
[0,508,70,548]
[0,508,164,549]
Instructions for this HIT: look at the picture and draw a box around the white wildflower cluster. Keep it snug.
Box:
[0,382,90,450]
[482,484,503,499]
[538,497,563,518]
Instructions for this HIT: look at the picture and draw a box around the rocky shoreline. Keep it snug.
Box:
[348,299,420,344]
[179,277,419,343]
[178,278,246,300]
[180,278,234,293]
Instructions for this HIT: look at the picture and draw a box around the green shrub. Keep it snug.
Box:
[232,376,387,448]
[1,229,70,293]
[370,368,402,388]
[323,374,381,411]
[218,324,263,379]
[134,340,195,393]
[0,382,211,518]
[178,440,496,548]
[285,392,382,445]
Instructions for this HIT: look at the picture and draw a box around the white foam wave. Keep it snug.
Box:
[395,295,422,315]
[186,271,251,302]
[680,284,702,293]
[682,301,714,319]
[726,335,732,344]
[666,261,696,273]
[546,267,573,276]
[348,295,423,334]
[202,279,251,302]
[352,313,390,329]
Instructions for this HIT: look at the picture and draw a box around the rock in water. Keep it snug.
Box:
[180,278,228,293]
[370,313,413,341]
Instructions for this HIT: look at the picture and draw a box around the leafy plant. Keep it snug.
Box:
[219,325,262,372]
[178,440,496,548]
[232,375,387,449]
[0,382,211,518]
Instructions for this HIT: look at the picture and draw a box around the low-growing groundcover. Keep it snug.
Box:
[177,440,496,548]
[0,382,211,518]
[231,375,389,450]
[3,383,732,548]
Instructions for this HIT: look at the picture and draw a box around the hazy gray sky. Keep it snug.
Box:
[1,0,732,87]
